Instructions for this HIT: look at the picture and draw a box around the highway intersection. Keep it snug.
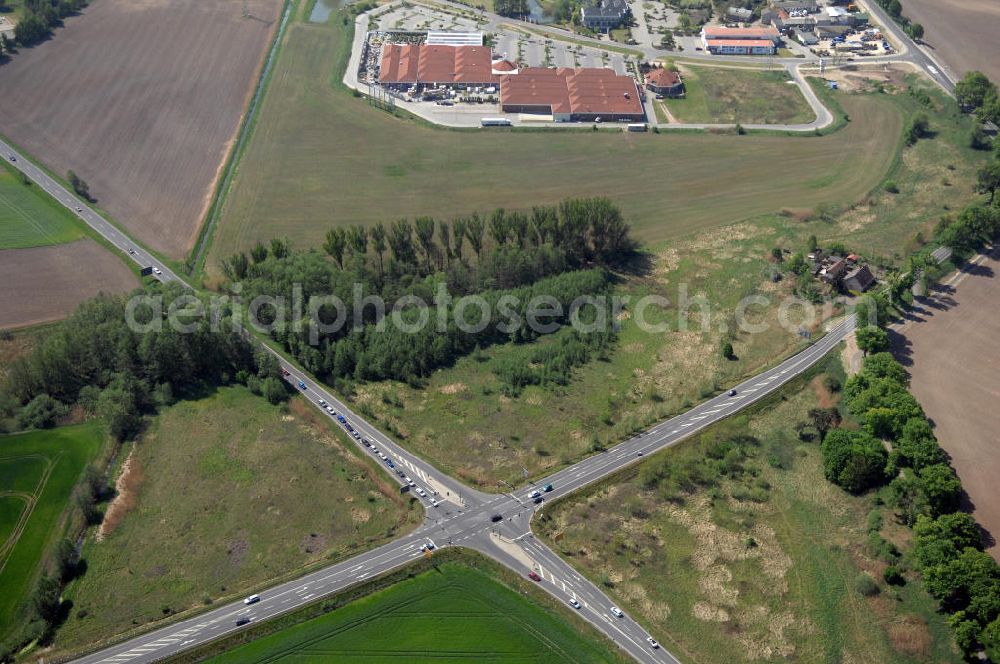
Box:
[7,118,858,664]
[0,12,943,658]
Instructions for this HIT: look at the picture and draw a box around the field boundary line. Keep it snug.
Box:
[188,0,295,277]
[0,452,59,575]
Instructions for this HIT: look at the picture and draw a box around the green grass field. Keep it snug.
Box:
[211,563,623,663]
[0,423,105,641]
[343,77,986,489]
[664,63,816,125]
[0,161,85,249]
[206,13,900,275]
[535,363,959,663]
[55,386,421,654]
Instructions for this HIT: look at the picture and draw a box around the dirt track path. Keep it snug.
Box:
[892,245,1000,558]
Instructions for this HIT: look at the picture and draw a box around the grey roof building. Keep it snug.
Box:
[843,265,876,292]
[580,0,631,32]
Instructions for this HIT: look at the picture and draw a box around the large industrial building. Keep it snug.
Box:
[379,43,498,87]
[499,67,643,122]
[377,42,645,122]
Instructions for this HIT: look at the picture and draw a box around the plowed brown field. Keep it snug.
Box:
[0,239,138,329]
[902,0,1000,81]
[0,0,281,260]
[895,245,1000,559]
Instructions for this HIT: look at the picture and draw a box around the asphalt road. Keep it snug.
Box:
[66,313,855,664]
[2,13,920,658]
[0,139,178,283]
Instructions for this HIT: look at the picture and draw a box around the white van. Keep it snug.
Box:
[243,594,260,605]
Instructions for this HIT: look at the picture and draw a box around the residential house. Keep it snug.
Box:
[843,265,876,292]
[820,256,848,283]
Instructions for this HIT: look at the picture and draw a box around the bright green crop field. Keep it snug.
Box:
[0,161,85,249]
[0,423,104,640]
[212,563,623,663]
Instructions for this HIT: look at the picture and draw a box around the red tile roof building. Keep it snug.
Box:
[701,25,780,41]
[644,68,684,97]
[500,67,644,121]
[379,43,498,86]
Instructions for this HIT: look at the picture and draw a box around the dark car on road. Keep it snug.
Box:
[491,514,503,522]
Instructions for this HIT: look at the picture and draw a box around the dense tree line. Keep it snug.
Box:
[300,268,612,388]
[0,285,280,439]
[494,0,528,17]
[818,347,1000,657]
[223,198,636,289]
[934,202,1000,258]
[222,198,636,388]
[11,0,88,47]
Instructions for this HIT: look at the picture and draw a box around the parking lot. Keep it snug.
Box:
[371,3,630,73]
[809,28,895,58]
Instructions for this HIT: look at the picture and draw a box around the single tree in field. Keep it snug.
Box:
[250,241,268,264]
[389,219,415,267]
[856,325,889,355]
[370,222,387,278]
[530,206,552,245]
[414,216,436,272]
[451,217,466,262]
[323,227,347,268]
[346,224,368,257]
[976,161,1000,203]
[488,208,509,246]
[954,71,995,110]
[809,407,841,440]
[508,211,529,248]
[466,214,485,258]
[67,170,90,200]
[270,237,289,260]
[437,220,451,268]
